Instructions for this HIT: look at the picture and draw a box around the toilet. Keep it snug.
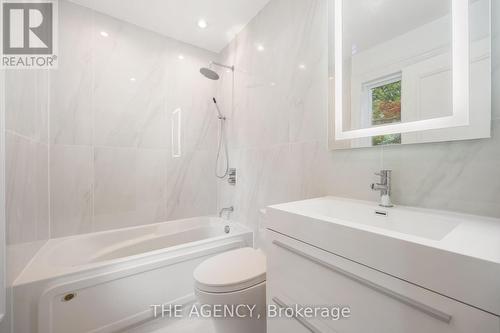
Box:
[193,247,267,333]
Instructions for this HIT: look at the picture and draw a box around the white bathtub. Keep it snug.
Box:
[12,217,252,333]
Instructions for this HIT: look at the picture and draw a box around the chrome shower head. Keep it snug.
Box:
[200,67,220,80]
[200,61,234,81]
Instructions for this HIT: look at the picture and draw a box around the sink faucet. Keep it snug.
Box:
[371,170,394,208]
[219,206,234,218]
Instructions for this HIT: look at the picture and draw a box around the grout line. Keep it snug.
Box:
[0,63,8,329]
[35,71,40,240]
[46,69,51,240]
[91,9,96,234]
[49,142,218,156]
[4,130,46,145]
[49,141,179,151]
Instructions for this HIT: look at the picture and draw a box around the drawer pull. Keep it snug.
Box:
[272,240,453,324]
[272,297,326,333]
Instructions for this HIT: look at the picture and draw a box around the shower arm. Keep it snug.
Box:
[210,61,234,72]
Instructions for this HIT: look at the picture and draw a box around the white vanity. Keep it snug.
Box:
[265,197,500,332]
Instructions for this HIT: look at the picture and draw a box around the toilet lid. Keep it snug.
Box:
[194,247,266,293]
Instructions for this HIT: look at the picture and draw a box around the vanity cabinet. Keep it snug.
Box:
[266,230,500,333]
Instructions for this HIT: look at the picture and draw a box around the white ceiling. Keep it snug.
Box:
[68,0,271,53]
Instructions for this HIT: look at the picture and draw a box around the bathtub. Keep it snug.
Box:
[12,217,252,333]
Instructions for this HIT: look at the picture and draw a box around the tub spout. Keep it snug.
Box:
[219,206,234,218]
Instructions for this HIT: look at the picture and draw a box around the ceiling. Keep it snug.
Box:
[68,0,271,53]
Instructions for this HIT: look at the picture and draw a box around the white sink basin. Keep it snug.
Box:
[266,196,500,316]
[279,197,460,241]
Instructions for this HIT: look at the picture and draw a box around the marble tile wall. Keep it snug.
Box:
[48,1,219,238]
[4,0,220,291]
[5,68,50,281]
[3,4,218,330]
[217,0,500,247]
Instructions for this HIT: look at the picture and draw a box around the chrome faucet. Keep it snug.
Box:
[219,206,234,218]
[371,170,394,207]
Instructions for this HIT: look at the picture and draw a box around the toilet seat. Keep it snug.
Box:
[194,248,266,293]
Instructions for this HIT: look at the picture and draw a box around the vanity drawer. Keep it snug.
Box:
[267,313,316,333]
[266,230,500,333]
[267,294,333,333]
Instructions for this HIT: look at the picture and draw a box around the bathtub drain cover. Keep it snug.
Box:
[62,293,76,302]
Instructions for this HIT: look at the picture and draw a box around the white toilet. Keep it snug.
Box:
[193,247,266,333]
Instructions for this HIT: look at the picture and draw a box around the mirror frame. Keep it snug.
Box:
[333,0,470,141]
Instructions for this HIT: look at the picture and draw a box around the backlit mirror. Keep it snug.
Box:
[329,0,491,149]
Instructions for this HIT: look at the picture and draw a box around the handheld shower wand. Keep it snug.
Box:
[213,98,229,179]
[213,98,225,120]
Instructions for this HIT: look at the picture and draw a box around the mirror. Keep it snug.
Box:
[329,0,491,149]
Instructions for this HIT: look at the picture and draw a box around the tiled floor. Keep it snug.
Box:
[125,317,215,333]
[124,304,215,333]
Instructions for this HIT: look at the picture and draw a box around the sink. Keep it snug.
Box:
[266,196,500,316]
[277,197,460,241]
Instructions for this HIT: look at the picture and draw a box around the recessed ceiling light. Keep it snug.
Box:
[198,19,208,29]
[100,31,109,37]
[256,44,265,52]
[298,64,306,70]
[178,54,185,60]
[130,77,136,82]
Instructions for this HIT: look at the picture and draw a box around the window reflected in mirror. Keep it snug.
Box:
[369,77,402,146]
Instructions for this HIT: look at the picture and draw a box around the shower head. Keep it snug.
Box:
[200,67,220,80]
[200,61,234,81]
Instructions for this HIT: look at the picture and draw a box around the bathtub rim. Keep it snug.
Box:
[13,217,252,286]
